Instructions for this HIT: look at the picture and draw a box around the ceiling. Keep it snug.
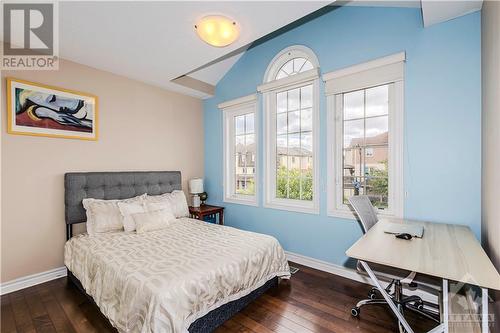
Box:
[421,0,483,27]
[189,53,244,86]
[185,0,483,96]
[6,1,480,99]
[58,1,329,98]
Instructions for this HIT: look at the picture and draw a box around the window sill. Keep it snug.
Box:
[223,196,258,207]
[264,201,319,215]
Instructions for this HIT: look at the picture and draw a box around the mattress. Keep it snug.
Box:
[64,218,290,333]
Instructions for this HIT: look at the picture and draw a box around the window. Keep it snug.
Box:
[220,94,258,206]
[341,85,389,207]
[259,46,320,214]
[276,86,313,201]
[235,113,255,195]
[275,58,314,79]
[325,52,405,218]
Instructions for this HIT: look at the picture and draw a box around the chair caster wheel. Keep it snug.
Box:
[368,290,377,299]
[415,300,424,310]
[351,307,360,317]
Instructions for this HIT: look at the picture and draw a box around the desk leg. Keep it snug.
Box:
[426,279,448,333]
[442,279,448,333]
[219,211,224,225]
[482,288,488,333]
[359,261,415,333]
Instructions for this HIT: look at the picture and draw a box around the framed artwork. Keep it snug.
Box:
[6,78,98,140]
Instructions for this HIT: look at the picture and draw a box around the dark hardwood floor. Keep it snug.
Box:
[1,262,437,333]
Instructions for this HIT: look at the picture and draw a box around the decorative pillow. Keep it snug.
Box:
[83,194,145,235]
[145,201,173,214]
[132,209,176,233]
[118,201,147,232]
[145,190,189,218]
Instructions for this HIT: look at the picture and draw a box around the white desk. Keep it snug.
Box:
[346,218,500,333]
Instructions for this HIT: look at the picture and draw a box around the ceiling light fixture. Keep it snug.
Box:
[195,15,239,47]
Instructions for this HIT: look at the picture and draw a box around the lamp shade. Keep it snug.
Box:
[195,15,239,47]
[189,178,204,194]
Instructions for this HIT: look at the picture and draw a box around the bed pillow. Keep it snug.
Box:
[83,194,145,235]
[145,201,173,214]
[145,190,189,218]
[118,201,148,232]
[132,209,176,233]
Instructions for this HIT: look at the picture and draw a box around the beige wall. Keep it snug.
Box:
[481,0,500,325]
[0,59,204,283]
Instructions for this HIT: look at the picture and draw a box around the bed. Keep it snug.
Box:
[64,171,290,333]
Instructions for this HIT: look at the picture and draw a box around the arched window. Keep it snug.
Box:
[258,45,320,214]
[263,45,320,83]
[275,57,314,80]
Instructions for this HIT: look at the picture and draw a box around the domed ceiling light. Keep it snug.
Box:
[195,15,239,47]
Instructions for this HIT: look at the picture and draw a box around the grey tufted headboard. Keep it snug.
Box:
[64,171,181,238]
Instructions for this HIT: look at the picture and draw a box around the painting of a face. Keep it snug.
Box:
[7,78,98,140]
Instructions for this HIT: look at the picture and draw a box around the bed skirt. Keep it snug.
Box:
[67,270,278,333]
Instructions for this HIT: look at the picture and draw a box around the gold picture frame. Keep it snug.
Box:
[6,77,98,140]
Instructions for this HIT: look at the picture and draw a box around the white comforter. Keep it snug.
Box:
[64,218,290,333]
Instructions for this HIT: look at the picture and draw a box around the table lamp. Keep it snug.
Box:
[189,178,204,208]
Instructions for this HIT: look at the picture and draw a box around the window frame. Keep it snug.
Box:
[324,52,405,219]
[259,46,320,214]
[263,45,320,83]
[220,94,259,206]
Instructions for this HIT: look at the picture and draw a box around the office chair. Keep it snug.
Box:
[348,195,440,329]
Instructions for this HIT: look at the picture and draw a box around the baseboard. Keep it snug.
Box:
[0,267,67,295]
[285,251,438,304]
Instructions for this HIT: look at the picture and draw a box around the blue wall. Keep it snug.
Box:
[204,6,481,267]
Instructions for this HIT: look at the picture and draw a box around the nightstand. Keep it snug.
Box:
[189,205,224,225]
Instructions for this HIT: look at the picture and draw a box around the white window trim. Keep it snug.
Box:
[263,45,320,83]
[258,68,320,94]
[261,74,321,215]
[220,94,259,206]
[325,52,405,220]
